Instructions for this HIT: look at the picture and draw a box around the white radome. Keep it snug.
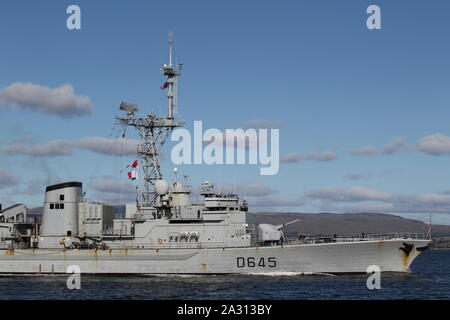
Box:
[154,179,169,195]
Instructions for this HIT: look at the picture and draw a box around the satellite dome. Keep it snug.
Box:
[154,180,169,195]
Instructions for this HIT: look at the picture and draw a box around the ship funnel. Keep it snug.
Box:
[40,182,82,247]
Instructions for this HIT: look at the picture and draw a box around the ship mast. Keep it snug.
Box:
[117,32,184,208]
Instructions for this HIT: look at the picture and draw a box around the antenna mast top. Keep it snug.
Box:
[116,32,184,209]
[161,32,183,119]
[169,31,173,66]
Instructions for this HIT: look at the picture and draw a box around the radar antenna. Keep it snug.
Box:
[117,32,184,208]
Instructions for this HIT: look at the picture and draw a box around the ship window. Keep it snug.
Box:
[50,203,54,210]
[60,204,65,210]
[60,194,64,201]
[55,203,60,209]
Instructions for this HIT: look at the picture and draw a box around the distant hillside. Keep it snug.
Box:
[27,206,43,217]
[247,212,450,237]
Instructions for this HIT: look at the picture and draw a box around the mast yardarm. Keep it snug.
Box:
[116,32,184,207]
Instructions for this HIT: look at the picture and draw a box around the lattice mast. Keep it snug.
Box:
[117,32,183,207]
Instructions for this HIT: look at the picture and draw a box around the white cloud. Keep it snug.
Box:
[0,137,138,157]
[89,177,137,204]
[280,152,301,163]
[76,137,138,156]
[417,133,450,155]
[351,146,381,156]
[303,151,338,162]
[280,151,338,163]
[0,82,93,118]
[11,177,63,196]
[249,196,304,208]
[1,140,74,156]
[343,170,400,181]
[351,137,407,156]
[0,169,20,189]
[305,186,391,202]
[384,136,407,154]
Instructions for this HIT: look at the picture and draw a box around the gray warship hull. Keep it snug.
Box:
[0,238,430,274]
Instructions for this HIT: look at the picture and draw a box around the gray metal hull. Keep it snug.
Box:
[0,239,430,274]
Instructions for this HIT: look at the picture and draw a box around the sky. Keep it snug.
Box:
[1,0,450,224]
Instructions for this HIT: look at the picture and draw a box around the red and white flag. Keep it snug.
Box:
[128,170,137,180]
[128,160,138,168]
[120,160,138,173]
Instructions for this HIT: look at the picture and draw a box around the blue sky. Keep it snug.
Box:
[1,0,450,224]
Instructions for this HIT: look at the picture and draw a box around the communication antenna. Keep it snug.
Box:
[117,32,184,208]
[169,30,173,66]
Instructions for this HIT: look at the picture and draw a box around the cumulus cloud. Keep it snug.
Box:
[249,196,304,208]
[351,137,407,156]
[343,170,400,181]
[0,82,93,118]
[280,152,302,163]
[0,137,138,157]
[384,136,408,154]
[351,146,380,156]
[280,151,338,163]
[305,186,391,202]
[0,169,20,189]
[89,177,137,204]
[1,140,74,156]
[303,151,338,162]
[11,177,63,196]
[76,137,138,156]
[417,133,450,155]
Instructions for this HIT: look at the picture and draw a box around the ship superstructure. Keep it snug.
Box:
[0,34,431,274]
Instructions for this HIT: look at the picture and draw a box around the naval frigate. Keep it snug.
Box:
[0,34,431,274]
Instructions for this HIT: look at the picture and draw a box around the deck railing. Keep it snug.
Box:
[283,232,427,245]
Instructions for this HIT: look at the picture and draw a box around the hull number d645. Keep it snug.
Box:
[236,257,277,268]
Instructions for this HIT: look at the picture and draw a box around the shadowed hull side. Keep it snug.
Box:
[0,239,431,274]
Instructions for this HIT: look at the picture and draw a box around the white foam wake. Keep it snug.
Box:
[247,271,336,277]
